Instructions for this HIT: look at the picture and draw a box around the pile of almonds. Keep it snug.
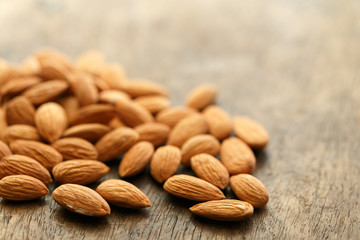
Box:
[0,49,269,221]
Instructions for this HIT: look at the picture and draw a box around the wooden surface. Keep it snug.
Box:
[1,0,360,239]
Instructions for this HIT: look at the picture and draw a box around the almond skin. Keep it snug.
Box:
[52,138,98,160]
[186,84,217,110]
[220,137,256,175]
[120,80,169,98]
[22,80,69,105]
[58,96,80,120]
[52,160,109,185]
[134,122,170,147]
[167,114,208,147]
[189,200,254,221]
[70,72,99,106]
[10,140,62,170]
[163,174,225,201]
[181,134,220,166]
[63,123,111,143]
[0,77,41,98]
[0,154,52,184]
[0,175,49,201]
[96,179,151,209]
[52,183,111,217]
[39,60,71,81]
[69,104,116,126]
[0,140,11,159]
[119,141,154,177]
[1,125,41,144]
[99,64,127,90]
[156,107,197,129]
[5,96,36,126]
[0,107,7,131]
[134,95,170,114]
[230,174,269,208]
[190,154,229,190]
[115,99,154,128]
[203,105,232,140]
[150,145,181,183]
[35,102,67,143]
[233,116,269,149]
[99,90,130,104]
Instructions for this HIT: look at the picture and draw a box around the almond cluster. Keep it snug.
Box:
[0,49,269,221]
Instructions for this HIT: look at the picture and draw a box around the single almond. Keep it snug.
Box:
[230,174,269,208]
[233,116,269,149]
[181,134,220,166]
[190,154,229,189]
[134,122,170,147]
[70,72,99,106]
[0,107,7,131]
[167,114,208,148]
[21,56,41,75]
[22,80,69,105]
[93,75,111,91]
[203,105,232,140]
[0,175,49,201]
[39,60,71,81]
[99,63,127,90]
[35,102,67,143]
[10,140,62,170]
[150,145,181,183]
[189,199,254,221]
[120,80,169,98]
[52,183,110,216]
[0,154,52,184]
[58,96,80,120]
[52,138,98,160]
[63,123,111,143]
[119,141,154,177]
[108,117,126,129]
[186,84,217,110]
[52,160,109,185]
[5,96,35,126]
[134,96,170,114]
[156,106,197,129]
[35,49,72,70]
[163,174,225,201]
[99,90,130,104]
[69,104,116,126]
[220,137,256,175]
[0,140,11,158]
[0,77,42,98]
[115,99,154,127]
[1,125,41,144]
[96,127,139,162]
[75,50,105,76]
[96,179,151,209]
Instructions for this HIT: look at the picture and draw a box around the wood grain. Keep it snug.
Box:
[1,0,360,239]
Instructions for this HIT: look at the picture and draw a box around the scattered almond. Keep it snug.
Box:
[5,96,35,126]
[203,105,232,140]
[52,138,98,160]
[134,122,170,147]
[233,116,269,149]
[115,99,154,128]
[156,107,197,129]
[22,80,69,105]
[69,104,116,126]
[1,124,41,144]
[134,95,170,114]
[150,145,181,183]
[63,123,111,143]
[186,84,217,110]
[0,140,11,158]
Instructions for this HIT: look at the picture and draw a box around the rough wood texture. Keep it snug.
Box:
[1,0,359,239]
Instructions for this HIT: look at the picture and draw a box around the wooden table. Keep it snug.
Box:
[0,0,359,239]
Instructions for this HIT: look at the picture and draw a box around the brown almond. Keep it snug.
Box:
[35,49,72,70]
[189,199,254,221]
[63,123,111,143]
[220,137,256,175]
[69,104,116,126]
[119,141,154,177]
[167,114,208,147]
[39,60,71,81]
[115,99,154,127]
[22,80,69,105]
[0,154,52,184]
[52,160,109,185]
[120,80,169,98]
[21,56,41,75]
[233,116,269,149]
[0,175,49,201]
[163,174,225,201]
[58,96,80,120]
[203,105,232,140]
[230,174,269,208]
[0,77,41,98]
[75,50,105,76]
[5,96,35,126]
[0,107,7,131]
[99,63,127,90]
[93,75,111,91]
[70,72,99,106]
[1,125,41,144]
[156,107,197,129]
[108,117,126,129]
[96,179,151,209]
[99,90,130,104]
[52,183,110,216]
[134,96,170,114]
[134,122,170,147]
[96,127,139,162]
[181,134,220,166]
[186,84,217,110]
[52,138,98,160]
[150,145,181,183]
[0,140,11,158]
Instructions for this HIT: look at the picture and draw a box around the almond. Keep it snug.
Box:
[220,137,256,175]
[134,122,170,147]
[189,199,253,221]
[69,104,116,126]
[75,50,105,76]
[0,154,52,184]
[156,107,197,129]
[52,183,110,216]
[119,141,154,177]
[120,80,168,98]
[35,49,72,70]
[181,134,220,166]
[52,160,109,185]
[190,154,229,189]
[233,116,269,149]
[39,60,71,81]
[63,123,111,143]
[1,125,41,144]
[22,80,69,105]
[52,138,98,160]
[0,140,11,158]
[96,179,151,208]
[93,75,111,91]
[0,107,7,131]
[163,174,225,201]
[150,145,181,183]
[134,95,170,114]
[0,175,49,201]
[70,72,99,106]
[167,114,208,147]
[99,63,127,90]
[230,174,269,208]
[99,90,130,104]
[5,96,35,126]
[58,96,80,120]
[115,99,154,127]
[10,140,62,170]
[186,84,217,110]
[203,105,232,140]
[0,77,41,98]
[108,117,126,129]
[96,127,139,162]
[35,102,67,143]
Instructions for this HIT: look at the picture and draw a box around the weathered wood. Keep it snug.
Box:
[0,0,359,239]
